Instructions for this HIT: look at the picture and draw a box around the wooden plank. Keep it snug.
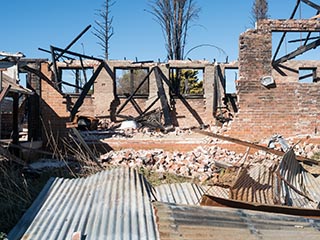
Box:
[194,129,320,165]
[201,194,320,218]
[70,62,104,120]
[71,128,104,169]
[0,85,11,102]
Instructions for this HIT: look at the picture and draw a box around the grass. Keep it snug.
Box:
[139,166,192,186]
[0,127,194,235]
[0,126,103,234]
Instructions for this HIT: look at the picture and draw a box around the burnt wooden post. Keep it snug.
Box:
[154,66,172,126]
[12,93,19,145]
[27,62,42,141]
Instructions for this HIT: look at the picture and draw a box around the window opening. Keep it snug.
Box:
[115,68,149,97]
[169,68,204,97]
[60,68,93,94]
[299,68,317,83]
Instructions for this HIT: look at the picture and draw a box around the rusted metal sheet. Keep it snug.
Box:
[201,194,320,218]
[154,201,320,240]
[155,183,229,205]
[277,149,320,208]
[8,167,159,240]
[195,130,319,165]
[229,149,320,209]
[230,162,276,205]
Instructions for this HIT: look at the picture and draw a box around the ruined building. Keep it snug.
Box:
[2,1,320,146]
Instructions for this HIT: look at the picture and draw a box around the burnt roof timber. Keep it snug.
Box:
[273,38,320,65]
[157,66,204,127]
[301,0,320,11]
[272,0,301,63]
[116,67,154,115]
[38,48,75,61]
[195,129,320,165]
[70,62,113,121]
[49,25,91,66]
[51,46,103,62]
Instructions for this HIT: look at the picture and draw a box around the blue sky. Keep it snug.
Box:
[2,0,318,64]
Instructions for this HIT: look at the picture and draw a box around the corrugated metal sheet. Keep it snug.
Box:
[155,183,229,205]
[8,167,159,240]
[277,149,320,208]
[229,149,320,208]
[154,201,320,240]
[231,162,276,204]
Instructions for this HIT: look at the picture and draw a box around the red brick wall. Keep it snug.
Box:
[40,63,95,143]
[227,21,320,141]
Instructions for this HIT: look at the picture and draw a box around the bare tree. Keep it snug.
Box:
[93,0,115,60]
[148,0,200,60]
[251,0,269,26]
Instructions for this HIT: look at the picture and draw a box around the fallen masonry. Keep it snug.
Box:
[97,131,320,185]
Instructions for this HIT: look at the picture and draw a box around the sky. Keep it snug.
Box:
[2,0,319,64]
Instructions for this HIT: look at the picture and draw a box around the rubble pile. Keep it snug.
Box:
[100,145,284,183]
[98,130,320,183]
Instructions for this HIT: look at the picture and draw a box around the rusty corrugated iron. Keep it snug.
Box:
[230,162,277,205]
[154,201,320,240]
[229,149,320,209]
[200,194,320,218]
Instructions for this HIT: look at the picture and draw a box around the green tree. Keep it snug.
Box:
[170,69,203,95]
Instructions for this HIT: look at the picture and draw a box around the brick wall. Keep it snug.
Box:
[227,20,320,141]
[40,63,95,143]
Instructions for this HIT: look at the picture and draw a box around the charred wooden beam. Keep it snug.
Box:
[272,0,301,63]
[38,48,75,61]
[79,56,88,83]
[154,67,172,126]
[116,68,154,115]
[194,129,320,165]
[288,35,320,43]
[21,65,61,93]
[50,25,91,65]
[12,93,19,145]
[50,46,60,84]
[274,38,320,65]
[60,80,84,91]
[123,93,143,115]
[301,0,320,11]
[70,63,104,121]
[70,62,114,121]
[157,67,204,127]
[141,96,160,116]
[51,46,103,62]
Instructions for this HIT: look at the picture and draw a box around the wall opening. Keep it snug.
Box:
[224,68,238,94]
[60,68,94,94]
[115,68,149,98]
[299,67,317,83]
[169,68,204,98]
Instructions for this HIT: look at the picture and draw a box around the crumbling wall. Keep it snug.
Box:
[92,60,218,127]
[228,19,320,141]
